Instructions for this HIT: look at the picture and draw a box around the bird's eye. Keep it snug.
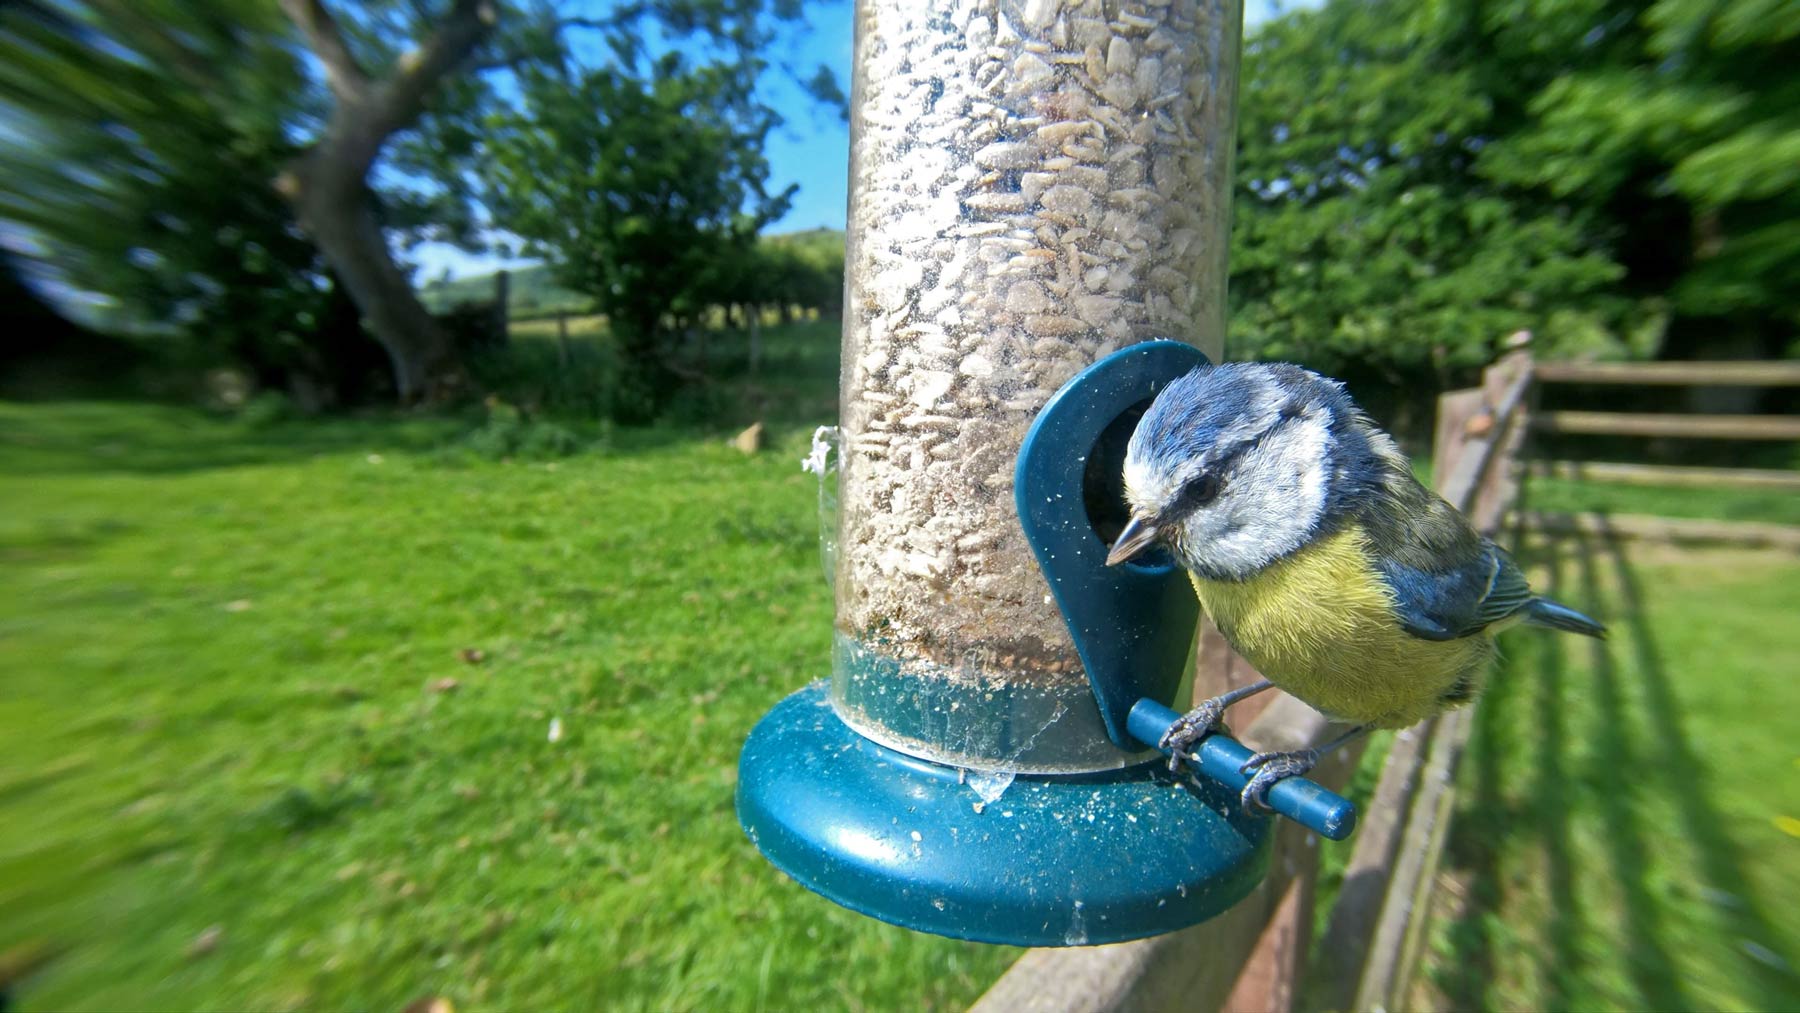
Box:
[1179,473,1223,511]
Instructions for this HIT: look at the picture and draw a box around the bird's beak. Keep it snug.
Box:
[1105,514,1160,566]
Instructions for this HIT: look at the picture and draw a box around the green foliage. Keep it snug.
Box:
[236,390,296,429]
[482,50,795,404]
[1,1,842,408]
[1463,0,1800,327]
[1228,0,1633,385]
[465,326,646,422]
[1231,0,1798,389]
[0,0,350,385]
[755,228,848,316]
[455,396,590,460]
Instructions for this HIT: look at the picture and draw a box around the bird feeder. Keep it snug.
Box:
[737,0,1352,947]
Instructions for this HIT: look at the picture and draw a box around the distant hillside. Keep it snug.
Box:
[419,264,587,318]
[762,227,846,260]
[418,228,845,319]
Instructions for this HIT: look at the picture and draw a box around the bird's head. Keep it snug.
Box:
[1105,362,1375,580]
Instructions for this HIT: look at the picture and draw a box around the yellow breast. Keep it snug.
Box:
[1190,524,1491,728]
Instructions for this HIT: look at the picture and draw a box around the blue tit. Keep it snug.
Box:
[1104,361,1604,808]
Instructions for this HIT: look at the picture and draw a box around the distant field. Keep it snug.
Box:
[491,315,841,428]
[505,309,828,343]
[508,313,609,341]
[418,263,586,318]
[419,226,845,321]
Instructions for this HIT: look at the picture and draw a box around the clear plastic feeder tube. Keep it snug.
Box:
[831,0,1242,773]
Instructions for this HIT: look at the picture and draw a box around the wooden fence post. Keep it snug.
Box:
[1474,332,1533,527]
[492,269,510,344]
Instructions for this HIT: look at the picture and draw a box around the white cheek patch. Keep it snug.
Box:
[1191,415,1330,575]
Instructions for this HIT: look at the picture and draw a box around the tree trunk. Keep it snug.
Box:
[277,0,495,403]
[287,159,460,401]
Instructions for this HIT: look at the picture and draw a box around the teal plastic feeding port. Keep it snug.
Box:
[736,341,1354,947]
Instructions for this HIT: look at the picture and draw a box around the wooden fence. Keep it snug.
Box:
[1525,348,1800,550]
[972,340,1799,1012]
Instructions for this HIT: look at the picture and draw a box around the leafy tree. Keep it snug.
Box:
[1228,0,1633,392]
[1231,0,1799,400]
[1450,0,1800,346]
[0,0,486,404]
[4,0,839,406]
[0,0,363,395]
[271,0,541,402]
[761,227,846,320]
[482,52,794,406]
[279,0,840,403]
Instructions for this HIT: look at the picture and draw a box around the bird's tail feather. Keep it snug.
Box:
[1525,597,1606,638]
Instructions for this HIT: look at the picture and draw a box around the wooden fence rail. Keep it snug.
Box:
[1530,353,1800,552]
[1531,360,1800,386]
[1529,460,1800,491]
[1535,411,1800,441]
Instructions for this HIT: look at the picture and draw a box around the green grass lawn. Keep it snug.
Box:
[0,399,1017,1010]
[1420,535,1800,1010]
[1523,475,1800,526]
[7,333,1797,1012]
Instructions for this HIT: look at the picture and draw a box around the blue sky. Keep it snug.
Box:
[414,0,1311,280]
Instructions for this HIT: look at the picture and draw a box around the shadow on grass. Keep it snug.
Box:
[1432,519,1799,1010]
[1532,537,1584,1008]
[1432,535,1586,1009]
[1569,527,1691,1008]
[1595,520,1800,1008]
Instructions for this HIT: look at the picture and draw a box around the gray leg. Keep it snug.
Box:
[1238,724,1370,811]
[1159,679,1275,771]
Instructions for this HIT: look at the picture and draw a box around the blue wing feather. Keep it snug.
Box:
[1376,539,1534,641]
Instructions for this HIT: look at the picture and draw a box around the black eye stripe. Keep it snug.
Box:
[1163,401,1313,521]
[1208,401,1312,474]
[1179,473,1222,510]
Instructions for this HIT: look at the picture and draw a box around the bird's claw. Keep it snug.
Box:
[1237,748,1320,811]
[1158,698,1228,772]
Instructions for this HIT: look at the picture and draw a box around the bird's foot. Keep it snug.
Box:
[1238,748,1320,811]
[1158,698,1230,772]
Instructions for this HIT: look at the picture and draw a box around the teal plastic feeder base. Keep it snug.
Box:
[736,682,1271,947]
